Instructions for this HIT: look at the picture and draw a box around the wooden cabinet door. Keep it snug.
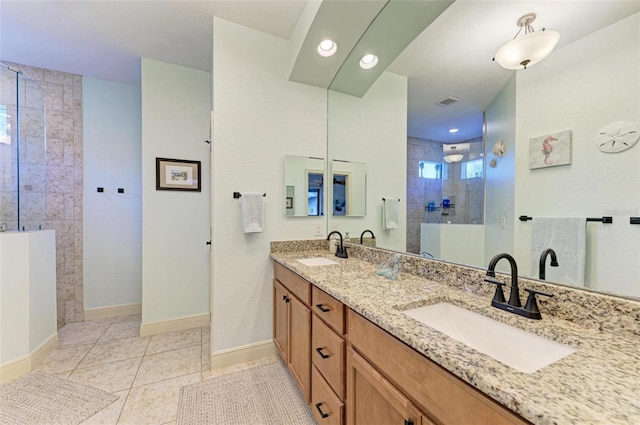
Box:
[273,279,288,361]
[346,347,423,425]
[289,295,311,403]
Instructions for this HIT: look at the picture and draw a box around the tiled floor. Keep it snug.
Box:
[35,314,275,425]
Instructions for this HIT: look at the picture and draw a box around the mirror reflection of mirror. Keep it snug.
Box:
[327,3,640,298]
[283,155,325,217]
[330,159,367,217]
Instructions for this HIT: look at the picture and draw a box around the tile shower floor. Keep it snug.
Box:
[35,315,274,425]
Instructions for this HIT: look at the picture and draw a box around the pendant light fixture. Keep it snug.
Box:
[493,13,560,70]
[443,146,464,163]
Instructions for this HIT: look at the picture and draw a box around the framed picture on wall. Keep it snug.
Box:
[529,130,572,169]
[156,158,201,191]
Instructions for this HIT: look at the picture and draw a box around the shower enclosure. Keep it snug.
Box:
[0,63,47,231]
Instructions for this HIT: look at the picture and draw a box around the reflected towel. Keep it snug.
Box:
[531,217,586,286]
[240,192,264,233]
[383,197,400,230]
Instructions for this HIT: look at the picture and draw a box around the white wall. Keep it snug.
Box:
[141,59,211,324]
[484,75,516,273]
[83,77,142,310]
[211,18,328,352]
[513,13,640,295]
[328,72,408,251]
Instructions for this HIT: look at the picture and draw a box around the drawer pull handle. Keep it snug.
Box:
[315,347,330,359]
[316,304,330,313]
[315,402,329,418]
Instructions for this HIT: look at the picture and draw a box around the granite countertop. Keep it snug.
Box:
[270,250,640,425]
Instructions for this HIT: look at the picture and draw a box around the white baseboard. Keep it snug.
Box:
[84,303,142,320]
[210,339,277,370]
[0,333,58,384]
[140,313,210,337]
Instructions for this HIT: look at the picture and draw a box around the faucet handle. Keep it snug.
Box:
[484,278,506,303]
[524,288,553,316]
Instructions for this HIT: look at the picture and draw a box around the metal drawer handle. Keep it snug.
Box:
[315,402,329,418]
[316,304,330,313]
[315,347,330,359]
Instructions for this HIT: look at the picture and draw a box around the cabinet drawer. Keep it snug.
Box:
[312,314,345,399]
[274,262,310,305]
[312,365,344,425]
[312,286,345,334]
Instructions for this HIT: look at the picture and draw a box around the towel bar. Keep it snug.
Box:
[233,192,266,198]
[519,215,612,223]
[382,197,400,202]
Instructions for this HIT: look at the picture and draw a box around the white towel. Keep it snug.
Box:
[240,192,264,233]
[531,217,586,286]
[383,197,400,230]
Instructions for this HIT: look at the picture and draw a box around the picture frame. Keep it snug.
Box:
[529,130,572,169]
[286,197,293,209]
[156,158,201,191]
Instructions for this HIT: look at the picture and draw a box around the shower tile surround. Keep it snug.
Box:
[270,239,640,424]
[406,136,484,254]
[3,62,83,326]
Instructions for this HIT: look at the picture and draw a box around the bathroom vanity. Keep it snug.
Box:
[271,241,640,425]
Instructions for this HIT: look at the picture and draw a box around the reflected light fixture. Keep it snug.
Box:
[317,39,337,57]
[449,128,459,134]
[493,13,560,70]
[359,54,378,69]
[443,146,464,163]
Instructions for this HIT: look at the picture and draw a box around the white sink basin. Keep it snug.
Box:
[403,302,575,373]
[296,257,339,267]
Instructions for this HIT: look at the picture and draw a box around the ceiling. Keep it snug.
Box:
[0,0,309,85]
[2,1,639,143]
[388,0,640,142]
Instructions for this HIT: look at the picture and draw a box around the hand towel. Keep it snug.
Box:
[383,197,400,230]
[531,217,586,286]
[240,192,264,233]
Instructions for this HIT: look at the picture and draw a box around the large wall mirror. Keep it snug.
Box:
[326,1,640,299]
[283,155,325,217]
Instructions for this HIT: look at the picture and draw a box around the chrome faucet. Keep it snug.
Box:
[360,229,375,244]
[539,248,559,280]
[327,231,348,258]
[485,252,553,320]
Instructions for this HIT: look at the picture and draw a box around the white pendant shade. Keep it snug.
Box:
[495,30,560,70]
[443,154,464,163]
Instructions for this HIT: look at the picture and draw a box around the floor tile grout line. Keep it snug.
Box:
[67,319,141,374]
[114,335,151,424]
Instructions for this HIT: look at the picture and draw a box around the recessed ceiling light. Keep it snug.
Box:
[317,39,337,57]
[359,54,378,69]
[449,128,459,133]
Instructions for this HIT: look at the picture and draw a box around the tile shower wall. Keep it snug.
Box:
[407,136,443,253]
[7,62,83,326]
[406,136,484,254]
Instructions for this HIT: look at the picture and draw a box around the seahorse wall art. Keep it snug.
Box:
[529,129,572,169]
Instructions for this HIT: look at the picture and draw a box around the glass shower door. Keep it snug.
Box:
[0,63,47,231]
